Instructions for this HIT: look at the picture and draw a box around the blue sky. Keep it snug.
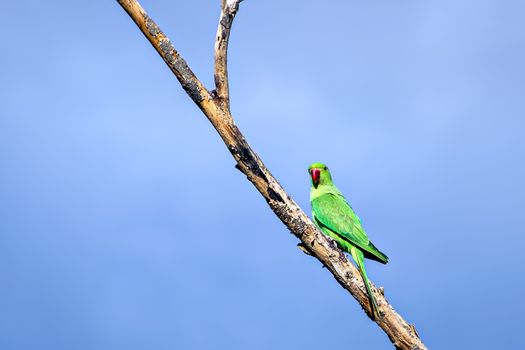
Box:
[1,0,524,349]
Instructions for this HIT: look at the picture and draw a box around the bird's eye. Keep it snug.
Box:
[324,166,327,170]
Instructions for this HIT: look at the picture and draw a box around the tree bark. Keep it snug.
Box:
[116,1,427,349]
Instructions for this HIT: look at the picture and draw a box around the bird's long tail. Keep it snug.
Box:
[350,245,380,320]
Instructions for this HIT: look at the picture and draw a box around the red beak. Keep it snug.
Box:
[311,168,320,186]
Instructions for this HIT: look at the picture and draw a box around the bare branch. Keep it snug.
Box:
[116,1,427,349]
[117,0,210,106]
[214,0,242,110]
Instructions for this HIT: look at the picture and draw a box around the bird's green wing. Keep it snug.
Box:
[312,193,388,264]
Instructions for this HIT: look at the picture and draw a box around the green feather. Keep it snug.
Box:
[312,193,388,264]
[308,162,388,319]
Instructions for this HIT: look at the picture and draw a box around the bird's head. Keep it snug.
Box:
[308,162,333,188]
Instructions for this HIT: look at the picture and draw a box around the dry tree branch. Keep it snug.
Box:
[214,0,241,110]
[116,1,427,349]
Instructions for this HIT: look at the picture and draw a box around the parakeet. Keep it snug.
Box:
[308,162,388,319]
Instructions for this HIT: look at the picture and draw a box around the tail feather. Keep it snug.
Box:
[351,246,380,320]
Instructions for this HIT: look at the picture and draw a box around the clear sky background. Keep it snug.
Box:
[1,1,524,349]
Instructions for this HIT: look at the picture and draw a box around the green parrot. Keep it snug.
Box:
[308,162,388,319]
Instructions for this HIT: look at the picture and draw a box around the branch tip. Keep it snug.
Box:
[117,0,209,105]
[297,243,312,256]
[214,0,243,110]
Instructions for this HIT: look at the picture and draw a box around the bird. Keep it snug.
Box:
[308,162,388,319]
